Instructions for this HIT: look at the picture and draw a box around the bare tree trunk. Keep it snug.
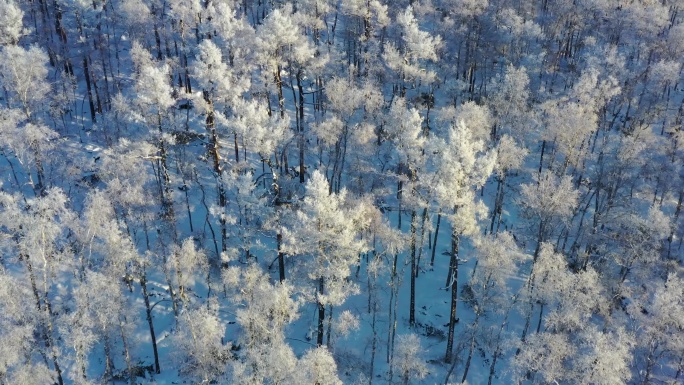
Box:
[461,336,475,383]
[516,298,534,356]
[444,232,460,362]
[397,181,403,229]
[536,302,544,334]
[44,298,64,385]
[140,271,161,374]
[409,209,417,327]
[119,315,134,385]
[489,175,505,234]
[415,207,428,277]
[83,56,96,123]
[538,140,546,175]
[369,297,377,385]
[326,305,334,347]
[275,65,285,118]
[445,232,460,363]
[277,232,285,282]
[317,277,326,346]
[103,334,114,380]
[297,70,306,183]
[387,250,400,385]
[430,212,441,266]
[204,93,226,252]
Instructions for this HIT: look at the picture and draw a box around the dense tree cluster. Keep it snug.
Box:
[0,0,683,384]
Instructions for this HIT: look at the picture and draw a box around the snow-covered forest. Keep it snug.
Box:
[0,0,683,384]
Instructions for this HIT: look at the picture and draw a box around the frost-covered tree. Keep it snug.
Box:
[602,205,671,289]
[255,3,317,114]
[512,331,575,384]
[573,326,635,385]
[436,101,493,142]
[511,244,633,384]
[225,263,300,384]
[0,45,51,121]
[0,267,53,384]
[427,120,496,362]
[166,238,208,313]
[382,96,428,328]
[488,65,533,143]
[391,334,428,385]
[173,300,230,384]
[294,346,343,385]
[97,138,155,220]
[71,190,138,281]
[0,188,76,385]
[130,45,177,224]
[0,0,24,45]
[192,39,243,252]
[63,270,132,382]
[117,0,153,40]
[538,68,620,176]
[383,5,441,96]
[316,77,383,193]
[530,244,608,334]
[518,170,579,259]
[457,232,529,384]
[281,170,371,346]
[542,99,597,172]
[204,1,255,68]
[489,134,528,234]
[256,3,327,183]
[628,273,684,384]
[0,108,58,195]
[3,362,54,385]
[228,97,291,160]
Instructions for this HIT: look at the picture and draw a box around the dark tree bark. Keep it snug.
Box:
[275,65,285,118]
[317,277,325,346]
[277,232,285,282]
[83,56,96,123]
[489,175,506,235]
[296,70,306,183]
[445,232,460,363]
[204,92,227,253]
[140,271,161,374]
[415,207,428,276]
[409,209,417,327]
[430,212,441,266]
